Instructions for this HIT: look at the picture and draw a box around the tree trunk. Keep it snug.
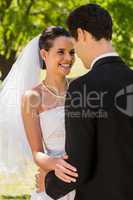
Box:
[0,52,16,81]
[0,64,12,81]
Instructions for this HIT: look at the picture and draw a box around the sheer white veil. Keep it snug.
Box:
[0,35,42,176]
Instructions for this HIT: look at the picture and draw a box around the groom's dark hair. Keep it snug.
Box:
[67,3,112,41]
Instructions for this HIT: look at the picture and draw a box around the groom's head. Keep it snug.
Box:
[67,3,113,68]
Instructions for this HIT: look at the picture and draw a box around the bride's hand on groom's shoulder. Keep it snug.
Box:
[54,154,78,183]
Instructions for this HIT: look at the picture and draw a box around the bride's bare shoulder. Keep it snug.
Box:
[22,84,43,110]
[23,89,40,100]
[23,82,46,98]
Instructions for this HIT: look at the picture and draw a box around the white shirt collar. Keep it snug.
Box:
[89,52,119,70]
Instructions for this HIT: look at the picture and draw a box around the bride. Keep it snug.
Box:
[0,26,77,199]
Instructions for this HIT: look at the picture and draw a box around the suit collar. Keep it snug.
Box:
[91,56,126,70]
[89,52,118,70]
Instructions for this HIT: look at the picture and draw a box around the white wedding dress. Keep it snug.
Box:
[31,106,76,200]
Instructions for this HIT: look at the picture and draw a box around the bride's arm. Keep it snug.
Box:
[21,89,78,189]
[21,90,55,173]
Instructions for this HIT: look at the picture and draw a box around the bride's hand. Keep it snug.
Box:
[54,154,78,183]
[35,168,46,192]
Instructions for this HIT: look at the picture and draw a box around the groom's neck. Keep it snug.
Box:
[87,40,115,69]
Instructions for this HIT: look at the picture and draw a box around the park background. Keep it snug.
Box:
[0,0,133,199]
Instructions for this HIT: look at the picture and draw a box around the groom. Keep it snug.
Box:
[45,3,133,200]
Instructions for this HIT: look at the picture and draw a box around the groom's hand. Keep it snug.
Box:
[54,155,78,183]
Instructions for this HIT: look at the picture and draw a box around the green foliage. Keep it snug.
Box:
[0,0,133,80]
[0,195,30,199]
[0,0,89,56]
[90,0,133,66]
[105,0,133,66]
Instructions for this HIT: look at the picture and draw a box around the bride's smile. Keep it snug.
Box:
[40,36,75,77]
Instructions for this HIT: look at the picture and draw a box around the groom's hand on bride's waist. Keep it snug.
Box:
[54,154,78,183]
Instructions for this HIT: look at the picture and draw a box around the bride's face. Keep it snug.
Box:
[40,36,75,76]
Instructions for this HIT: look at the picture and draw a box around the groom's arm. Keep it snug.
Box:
[45,80,96,199]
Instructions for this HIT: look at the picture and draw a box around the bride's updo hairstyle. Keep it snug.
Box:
[39,26,71,69]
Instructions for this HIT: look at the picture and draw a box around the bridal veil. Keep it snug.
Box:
[0,35,42,177]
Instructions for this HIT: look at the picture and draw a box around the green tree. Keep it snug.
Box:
[0,0,88,80]
[92,0,133,66]
[0,0,132,81]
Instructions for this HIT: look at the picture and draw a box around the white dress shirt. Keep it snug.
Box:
[89,52,119,70]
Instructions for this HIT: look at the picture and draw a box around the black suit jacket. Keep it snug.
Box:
[45,56,133,200]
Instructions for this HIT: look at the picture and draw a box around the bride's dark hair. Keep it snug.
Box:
[39,26,71,69]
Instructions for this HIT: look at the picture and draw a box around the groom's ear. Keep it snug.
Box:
[77,28,86,42]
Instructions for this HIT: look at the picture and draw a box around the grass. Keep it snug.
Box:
[0,195,30,200]
[0,163,37,200]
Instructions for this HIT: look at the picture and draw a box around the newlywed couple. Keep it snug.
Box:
[0,3,133,200]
